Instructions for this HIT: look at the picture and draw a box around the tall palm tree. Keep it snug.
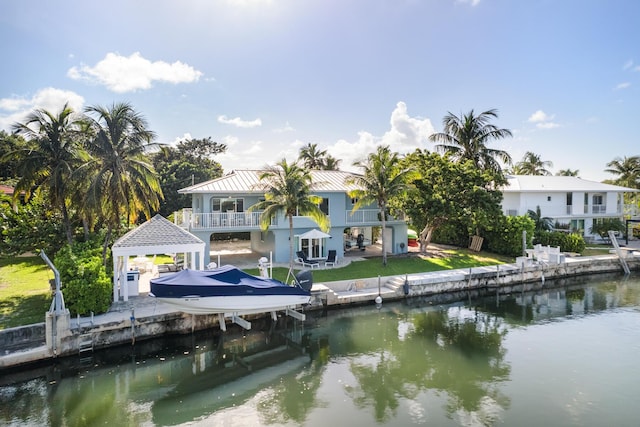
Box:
[250,159,330,271]
[347,145,415,266]
[298,143,328,170]
[556,168,579,177]
[10,103,88,243]
[514,151,553,176]
[605,156,640,188]
[323,154,341,171]
[82,102,163,260]
[429,109,513,174]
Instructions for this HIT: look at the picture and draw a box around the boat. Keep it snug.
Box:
[149,265,311,316]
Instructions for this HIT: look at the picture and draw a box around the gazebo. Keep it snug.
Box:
[111,214,206,302]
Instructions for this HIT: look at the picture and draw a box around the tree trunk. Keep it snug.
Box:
[380,206,387,266]
[419,225,435,254]
[288,214,294,272]
[61,202,73,244]
[102,225,112,268]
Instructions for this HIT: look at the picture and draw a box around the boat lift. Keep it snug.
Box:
[217,307,306,332]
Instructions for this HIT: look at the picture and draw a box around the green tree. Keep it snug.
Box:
[298,143,328,169]
[527,205,553,232]
[514,151,553,176]
[323,154,341,170]
[556,168,579,176]
[9,103,88,244]
[250,159,330,271]
[82,102,163,262]
[402,150,503,252]
[429,109,513,175]
[347,145,416,266]
[151,137,226,217]
[604,156,640,188]
[0,130,30,182]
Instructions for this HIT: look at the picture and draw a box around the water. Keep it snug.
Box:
[2,273,640,426]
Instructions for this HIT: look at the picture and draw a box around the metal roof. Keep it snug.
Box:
[178,169,361,194]
[502,175,638,193]
[113,214,204,249]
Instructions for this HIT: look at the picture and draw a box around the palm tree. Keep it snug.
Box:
[514,151,553,175]
[82,102,163,260]
[429,109,513,174]
[10,103,88,243]
[556,168,579,177]
[323,154,341,170]
[298,143,328,170]
[347,145,415,266]
[527,206,553,233]
[250,159,330,271]
[605,156,640,188]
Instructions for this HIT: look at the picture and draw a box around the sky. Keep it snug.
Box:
[1,0,639,182]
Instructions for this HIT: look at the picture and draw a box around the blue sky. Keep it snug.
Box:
[1,0,638,181]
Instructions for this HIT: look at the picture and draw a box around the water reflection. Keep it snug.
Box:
[1,273,639,426]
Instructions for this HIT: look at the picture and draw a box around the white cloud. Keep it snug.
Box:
[536,122,560,129]
[615,82,631,90]
[67,52,203,93]
[327,102,434,170]
[528,110,553,123]
[527,109,559,130]
[623,60,633,70]
[215,102,434,173]
[218,115,262,128]
[273,121,295,133]
[0,87,85,131]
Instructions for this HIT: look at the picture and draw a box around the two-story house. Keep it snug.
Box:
[174,169,409,265]
[501,175,639,239]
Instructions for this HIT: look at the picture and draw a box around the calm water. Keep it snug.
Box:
[2,273,640,426]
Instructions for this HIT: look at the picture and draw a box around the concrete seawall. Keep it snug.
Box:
[1,254,638,369]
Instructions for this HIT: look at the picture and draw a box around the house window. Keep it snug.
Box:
[211,197,244,212]
[566,193,572,206]
[351,197,358,205]
[319,198,329,215]
[547,196,552,202]
[592,195,603,205]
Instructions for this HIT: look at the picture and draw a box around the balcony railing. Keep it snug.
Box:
[174,210,274,230]
[345,209,404,224]
[591,204,607,214]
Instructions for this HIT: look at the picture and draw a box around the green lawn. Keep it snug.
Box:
[0,256,52,329]
[0,249,512,330]
[246,249,513,284]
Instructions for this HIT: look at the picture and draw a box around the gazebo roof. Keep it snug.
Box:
[112,214,205,256]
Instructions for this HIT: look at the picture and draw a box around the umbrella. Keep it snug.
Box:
[298,229,331,239]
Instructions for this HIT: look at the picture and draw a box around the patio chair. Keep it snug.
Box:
[325,250,338,267]
[295,251,320,269]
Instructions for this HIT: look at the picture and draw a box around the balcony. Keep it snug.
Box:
[345,209,404,224]
[174,210,274,231]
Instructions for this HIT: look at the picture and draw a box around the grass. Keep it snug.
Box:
[0,256,52,329]
[246,248,513,284]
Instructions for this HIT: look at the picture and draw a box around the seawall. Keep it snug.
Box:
[1,254,638,370]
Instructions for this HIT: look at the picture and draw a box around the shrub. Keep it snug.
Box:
[536,231,586,253]
[54,241,112,316]
[485,215,535,257]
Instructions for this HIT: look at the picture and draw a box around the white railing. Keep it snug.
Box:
[591,205,607,214]
[345,209,404,224]
[174,210,273,230]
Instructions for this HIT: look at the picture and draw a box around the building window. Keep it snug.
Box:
[547,196,552,202]
[211,197,244,212]
[319,198,329,215]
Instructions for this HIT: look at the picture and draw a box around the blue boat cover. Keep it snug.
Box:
[149,265,310,298]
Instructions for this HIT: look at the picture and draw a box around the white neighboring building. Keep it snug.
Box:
[501,175,639,238]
